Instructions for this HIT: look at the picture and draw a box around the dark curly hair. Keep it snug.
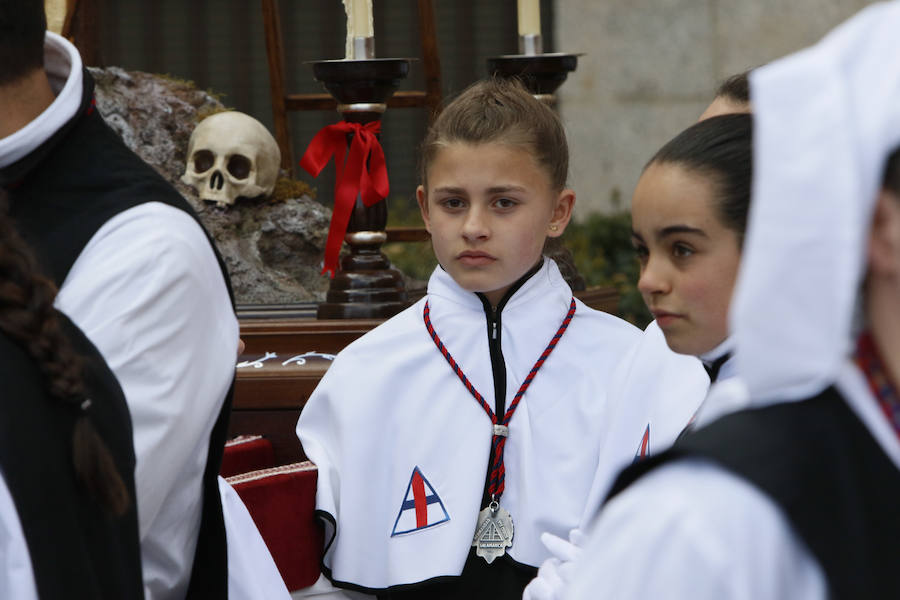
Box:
[0,189,129,516]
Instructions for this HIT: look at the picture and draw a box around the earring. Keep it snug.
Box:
[550,224,559,232]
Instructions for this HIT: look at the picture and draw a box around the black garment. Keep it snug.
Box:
[375,548,536,600]
[607,386,900,600]
[2,70,234,599]
[702,352,731,383]
[0,314,143,599]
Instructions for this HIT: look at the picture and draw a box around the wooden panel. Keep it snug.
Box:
[577,286,620,315]
[239,317,381,355]
[385,226,429,243]
[234,374,322,410]
[228,409,306,466]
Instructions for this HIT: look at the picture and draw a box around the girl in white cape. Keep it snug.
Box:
[525,111,754,600]
[295,78,706,599]
[569,2,900,597]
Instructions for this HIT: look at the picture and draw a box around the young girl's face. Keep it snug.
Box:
[417,141,574,306]
[631,162,742,356]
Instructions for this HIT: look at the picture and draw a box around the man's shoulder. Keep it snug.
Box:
[84,202,214,264]
[58,200,233,322]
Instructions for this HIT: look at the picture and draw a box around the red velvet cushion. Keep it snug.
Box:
[221,435,276,478]
[227,462,323,591]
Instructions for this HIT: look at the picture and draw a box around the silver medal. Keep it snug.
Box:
[472,500,514,563]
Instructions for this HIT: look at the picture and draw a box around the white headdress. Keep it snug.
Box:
[733,0,900,402]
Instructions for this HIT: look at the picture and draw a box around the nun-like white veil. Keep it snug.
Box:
[732,0,900,404]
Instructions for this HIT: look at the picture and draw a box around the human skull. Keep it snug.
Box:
[181,111,281,207]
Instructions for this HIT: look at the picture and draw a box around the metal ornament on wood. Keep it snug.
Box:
[472,501,514,563]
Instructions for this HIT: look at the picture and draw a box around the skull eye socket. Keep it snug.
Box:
[228,155,252,180]
[193,150,215,173]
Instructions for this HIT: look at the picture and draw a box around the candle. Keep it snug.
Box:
[344,0,374,59]
[45,0,68,35]
[517,0,540,37]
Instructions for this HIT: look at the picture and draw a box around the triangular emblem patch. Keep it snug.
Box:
[391,466,450,536]
[633,424,651,463]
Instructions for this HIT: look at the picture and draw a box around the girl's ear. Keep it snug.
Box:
[868,189,900,278]
[416,185,432,233]
[548,189,576,238]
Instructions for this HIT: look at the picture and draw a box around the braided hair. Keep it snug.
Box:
[0,189,129,516]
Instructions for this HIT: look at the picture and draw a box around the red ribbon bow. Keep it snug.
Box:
[300,120,389,277]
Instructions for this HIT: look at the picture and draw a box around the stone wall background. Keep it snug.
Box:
[556,0,879,217]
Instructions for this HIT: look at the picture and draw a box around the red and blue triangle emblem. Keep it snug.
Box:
[633,424,650,463]
[391,466,450,536]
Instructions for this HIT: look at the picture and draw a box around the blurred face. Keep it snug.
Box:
[631,162,742,355]
[417,142,574,306]
[866,190,900,348]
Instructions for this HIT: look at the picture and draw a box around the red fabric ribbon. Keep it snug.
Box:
[299,121,389,277]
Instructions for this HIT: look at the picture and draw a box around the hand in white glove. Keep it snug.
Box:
[521,529,586,600]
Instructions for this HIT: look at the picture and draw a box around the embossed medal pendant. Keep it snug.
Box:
[472,501,514,563]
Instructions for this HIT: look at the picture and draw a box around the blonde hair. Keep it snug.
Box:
[420,78,569,191]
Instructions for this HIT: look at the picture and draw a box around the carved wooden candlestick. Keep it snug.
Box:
[310,58,411,320]
[486,52,579,105]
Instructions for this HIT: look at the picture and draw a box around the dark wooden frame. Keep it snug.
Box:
[58,0,102,66]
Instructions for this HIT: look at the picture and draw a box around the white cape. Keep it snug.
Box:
[297,260,707,591]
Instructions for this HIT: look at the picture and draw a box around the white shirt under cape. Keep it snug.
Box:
[296,260,707,593]
[0,32,287,600]
[566,361,900,599]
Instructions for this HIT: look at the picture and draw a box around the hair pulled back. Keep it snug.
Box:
[648,113,753,240]
[0,190,129,516]
[420,77,569,191]
[714,71,751,104]
[0,0,46,85]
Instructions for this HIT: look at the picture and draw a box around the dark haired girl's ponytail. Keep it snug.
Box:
[72,407,130,515]
[0,190,130,516]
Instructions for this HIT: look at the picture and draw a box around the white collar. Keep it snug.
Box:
[0,31,83,168]
[426,258,571,315]
[699,336,734,366]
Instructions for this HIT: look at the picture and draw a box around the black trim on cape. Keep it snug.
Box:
[605,386,900,600]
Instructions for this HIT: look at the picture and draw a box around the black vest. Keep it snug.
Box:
[0,315,144,599]
[607,386,900,599]
[3,70,234,599]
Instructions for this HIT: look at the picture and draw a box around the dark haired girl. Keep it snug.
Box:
[0,191,143,599]
[632,113,752,383]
